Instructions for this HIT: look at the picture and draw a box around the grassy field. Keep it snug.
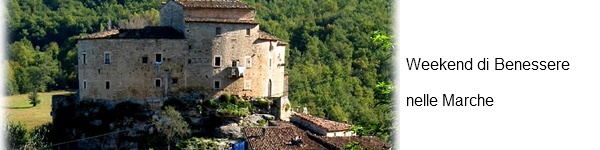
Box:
[6,91,73,129]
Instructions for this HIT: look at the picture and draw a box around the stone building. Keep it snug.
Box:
[77,0,288,105]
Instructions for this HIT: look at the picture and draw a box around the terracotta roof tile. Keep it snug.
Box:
[309,134,391,150]
[78,29,119,39]
[243,126,327,150]
[175,0,253,9]
[184,17,258,24]
[257,31,280,41]
[294,113,352,132]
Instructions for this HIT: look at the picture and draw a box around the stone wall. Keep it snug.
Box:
[273,96,292,121]
[185,8,255,21]
[79,0,286,103]
[160,1,185,32]
[184,22,286,99]
[78,39,187,101]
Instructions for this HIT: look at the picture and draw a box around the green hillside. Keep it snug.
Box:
[8,0,393,141]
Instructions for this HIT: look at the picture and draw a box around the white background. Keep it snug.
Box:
[396,0,600,149]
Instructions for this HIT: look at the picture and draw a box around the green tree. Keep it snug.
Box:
[28,49,61,93]
[30,122,52,149]
[29,91,41,107]
[155,106,190,150]
[7,62,19,95]
[7,122,30,149]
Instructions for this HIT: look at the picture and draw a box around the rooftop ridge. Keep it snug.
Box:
[294,113,352,132]
[173,0,253,9]
[79,26,185,40]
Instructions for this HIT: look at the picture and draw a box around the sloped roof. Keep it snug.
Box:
[184,17,258,24]
[78,29,120,39]
[79,26,185,40]
[294,113,352,132]
[243,126,327,150]
[309,134,392,150]
[257,31,280,41]
[175,0,253,9]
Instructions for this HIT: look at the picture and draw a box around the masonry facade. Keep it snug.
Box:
[78,0,287,102]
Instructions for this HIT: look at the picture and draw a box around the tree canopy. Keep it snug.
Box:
[8,0,394,141]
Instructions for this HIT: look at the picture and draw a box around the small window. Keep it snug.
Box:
[269,59,272,68]
[188,59,192,64]
[245,56,252,67]
[156,54,162,63]
[188,45,192,49]
[82,53,87,64]
[172,78,178,84]
[83,80,87,89]
[214,80,221,89]
[216,27,222,35]
[214,56,221,67]
[155,78,161,87]
[104,53,111,64]
[246,28,251,36]
[232,60,237,67]
[105,81,110,89]
[142,56,148,64]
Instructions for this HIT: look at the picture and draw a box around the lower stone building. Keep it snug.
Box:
[243,120,390,150]
[291,113,355,137]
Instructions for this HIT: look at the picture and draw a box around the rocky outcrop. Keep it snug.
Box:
[215,123,243,139]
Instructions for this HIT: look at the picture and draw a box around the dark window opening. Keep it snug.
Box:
[189,45,192,49]
[215,57,221,66]
[172,78,178,84]
[142,56,148,63]
[83,54,87,64]
[104,53,110,64]
[155,79,161,87]
[188,59,191,64]
[246,29,251,36]
[106,81,110,89]
[214,81,221,89]
[83,81,87,89]
[156,54,162,63]
[216,27,222,35]
[232,60,237,67]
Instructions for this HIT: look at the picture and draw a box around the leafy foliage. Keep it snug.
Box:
[177,137,223,150]
[242,1,394,140]
[7,0,163,94]
[29,91,41,107]
[30,122,53,150]
[7,122,30,149]
[156,106,191,149]
[201,94,254,117]
[8,0,394,144]
[6,122,53,150]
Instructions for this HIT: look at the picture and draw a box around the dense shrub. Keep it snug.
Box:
[256,98,272,107]
[7,122,29,149]
[30,122,52,149]
[219,94,231,103]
